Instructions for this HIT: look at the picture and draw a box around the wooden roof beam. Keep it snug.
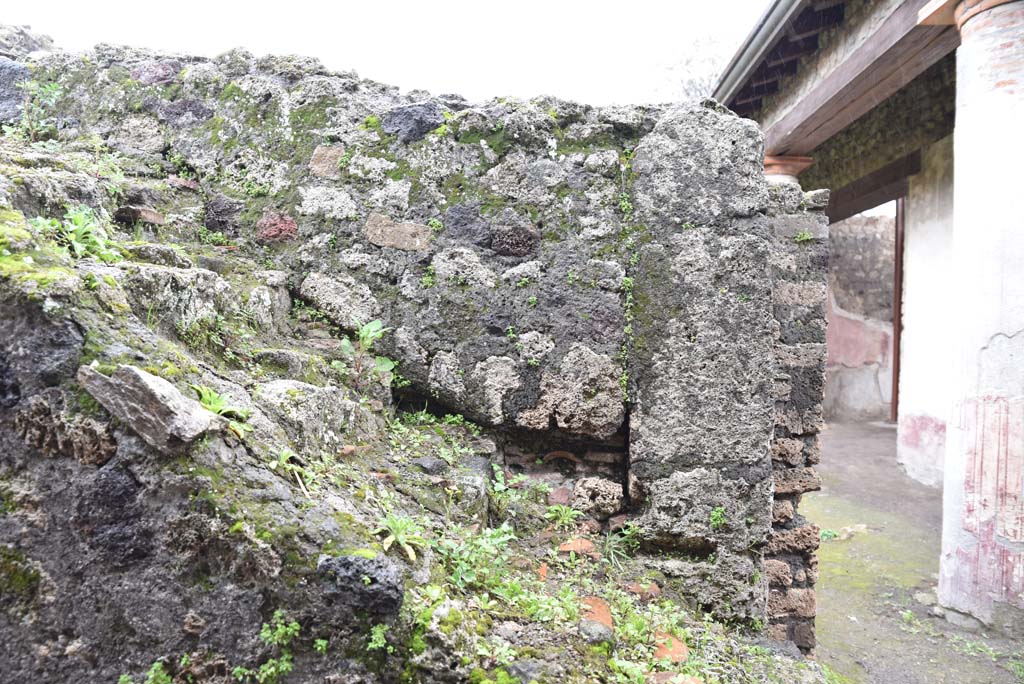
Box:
[749,60,799,87]
[732,99,762,116]
[763,0,959,155]
[764,36,819,67]
[733,82,780,105]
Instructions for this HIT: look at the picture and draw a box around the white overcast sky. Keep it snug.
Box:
[5,0,768,105]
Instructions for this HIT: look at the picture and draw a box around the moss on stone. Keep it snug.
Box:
[219,82,244,102]
[457,126,510,158]
[437,607,464,635]
[0,251,76,289]
[0,487,15,516]
[0,547,41,608]
[0,209,31,250]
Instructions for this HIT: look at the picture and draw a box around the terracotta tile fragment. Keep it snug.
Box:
[653,631,689,663]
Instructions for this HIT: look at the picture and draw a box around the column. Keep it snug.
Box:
[939,0,1024,632]
[764,155,813,185]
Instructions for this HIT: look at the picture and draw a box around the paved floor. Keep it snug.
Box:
[802,422,1020,684]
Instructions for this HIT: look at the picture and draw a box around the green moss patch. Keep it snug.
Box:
[0,547,41,610]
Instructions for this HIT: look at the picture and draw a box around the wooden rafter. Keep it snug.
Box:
[764,36,820,67]
[733,82,780,106]
[749,60,800,87]
[788,4,845,40]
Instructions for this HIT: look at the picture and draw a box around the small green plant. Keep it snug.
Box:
[488,464,528,516]
[190,384,252,438]
[618,192,633,216]
[709,506,727,530]
[420,265,436,288]
[314,638,328,655]
[820,528,839,541]
[527,295,538,308]
[442,413,481,435]
[1006,657,1024,683]
[794,230,814,244]
[32,206,121,263]
[176,313,253,367]
[434,523,516,592]
[232,610,300,684]
[337,150,352,169]
[8,80,63,142]
[144,662,173,684]
[375,512,428,562]
[526,357,540,367]
[515,277,530,288]
[544,504,583,531]
[197,226,229,246]
[366,623,391,652]
[338,319,396,390]
[268,449,314,498]
[505,326,517,340]
[608,657,645,684]
[566,270,577,285]
[241,178,270,197]
[427,218,443,233]
[168,152,196,179]
[601,522,642,569]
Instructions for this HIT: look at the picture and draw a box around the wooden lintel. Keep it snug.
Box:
[827,151,922,223]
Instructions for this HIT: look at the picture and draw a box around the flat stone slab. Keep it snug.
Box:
[78,364,219,454]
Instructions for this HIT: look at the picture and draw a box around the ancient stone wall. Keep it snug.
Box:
[764,183,829,652]
[0,35,830,671]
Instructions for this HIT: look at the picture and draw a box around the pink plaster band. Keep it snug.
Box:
[955,0,1023,31]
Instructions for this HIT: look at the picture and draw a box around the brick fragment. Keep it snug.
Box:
[653,631,689,663]
[764,559,792,587]
[626,582,661,602]
[772,499,795,523]
[765,525,820,555]
[768,588,816,618]
[558,538,598,558]
[773,467,822,494]
[771,438,805,466]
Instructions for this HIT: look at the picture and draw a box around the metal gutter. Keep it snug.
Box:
[712,0,808,104]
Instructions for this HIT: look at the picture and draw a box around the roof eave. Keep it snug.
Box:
[713,0,808,105]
